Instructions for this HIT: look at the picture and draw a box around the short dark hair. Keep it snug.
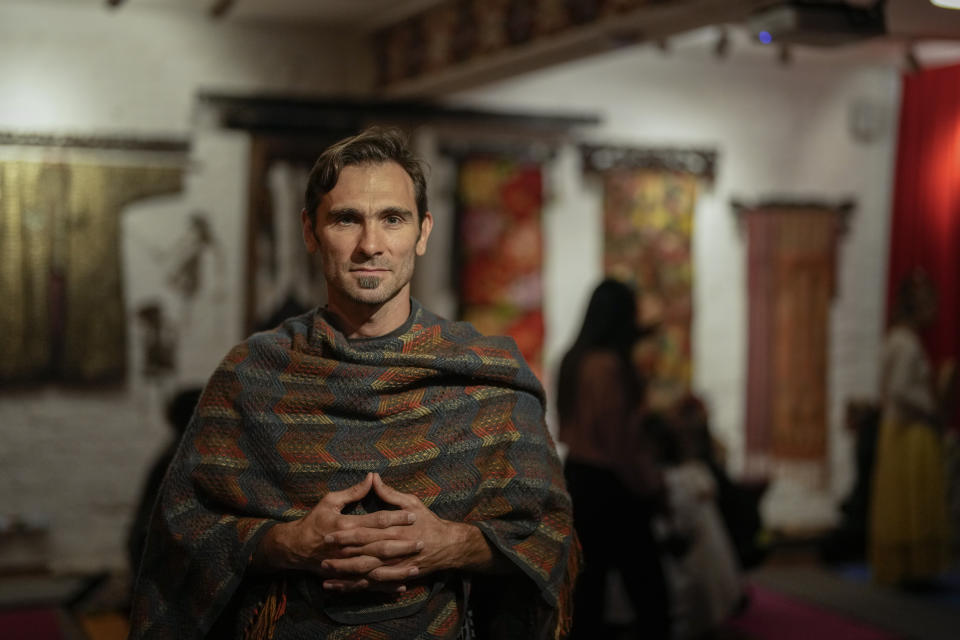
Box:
[304,127,428,225]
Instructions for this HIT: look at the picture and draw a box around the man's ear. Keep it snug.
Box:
[301,208,318,253]
[415,212,434,256]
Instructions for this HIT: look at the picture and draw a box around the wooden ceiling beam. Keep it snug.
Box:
[375,0,773,98]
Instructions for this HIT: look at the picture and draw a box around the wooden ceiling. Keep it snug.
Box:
[24,1,960,39]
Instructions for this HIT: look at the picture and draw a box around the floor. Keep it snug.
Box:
[1,560,957,639]
[733,562,960,640]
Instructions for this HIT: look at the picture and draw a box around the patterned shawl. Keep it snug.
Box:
[129,300,578,639]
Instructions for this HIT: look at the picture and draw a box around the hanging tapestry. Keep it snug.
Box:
[456,156,545,380]
[0,161,183,385]
[742,203,848,481]
[245,134,347,334]
[601,169,697,408]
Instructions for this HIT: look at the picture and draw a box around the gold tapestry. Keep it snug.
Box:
[0,161,183,384]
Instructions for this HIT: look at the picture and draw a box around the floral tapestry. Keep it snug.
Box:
[602,169,697,408]
[457,156,544,380]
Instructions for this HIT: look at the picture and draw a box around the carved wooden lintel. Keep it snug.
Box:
[0,131,190,154]
[199,92,598,134]
[732,197,856,235]
[580,144,717,181]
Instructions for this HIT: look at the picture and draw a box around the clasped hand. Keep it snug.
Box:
[274,472,464,594]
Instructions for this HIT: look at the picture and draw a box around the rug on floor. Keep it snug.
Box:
[723,585,903,640]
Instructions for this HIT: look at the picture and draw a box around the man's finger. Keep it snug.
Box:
[322,578,372,593]
[323,578,408,594]
[371,473,420,509]
[322,555,384,576]
[323,473,374,511]
[326,525,405,547]
[337,539,424,561]
[367,564,420,583]
[343,509,416,533]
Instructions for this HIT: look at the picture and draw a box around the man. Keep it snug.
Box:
[129,128,578,639]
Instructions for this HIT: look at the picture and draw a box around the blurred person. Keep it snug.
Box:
[129,128,578,639]
[820,400,881,565]
[672,395,766,571]
[557,279,670,639]
[870,269,952,587]
[647,411,742,640]
[127,387,202,580]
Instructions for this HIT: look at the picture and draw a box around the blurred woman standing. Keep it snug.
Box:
[870,270,952,587]
[557,279,669,639]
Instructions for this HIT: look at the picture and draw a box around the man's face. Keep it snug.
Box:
[302,161,432,309]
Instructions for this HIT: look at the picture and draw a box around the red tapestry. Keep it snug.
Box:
[602,169,696,408]
[457,157,545,380]
[744,206,844,478]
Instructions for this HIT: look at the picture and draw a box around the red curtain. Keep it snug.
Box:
[887,64,960,376]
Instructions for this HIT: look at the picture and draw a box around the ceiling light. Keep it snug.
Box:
[931,1,960,9]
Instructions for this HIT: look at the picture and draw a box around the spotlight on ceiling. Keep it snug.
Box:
[930,1,960,9]
[748,2,885,47]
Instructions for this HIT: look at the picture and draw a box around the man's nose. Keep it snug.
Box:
[356,222,385,257]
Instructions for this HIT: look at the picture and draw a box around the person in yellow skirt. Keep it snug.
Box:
[870,270,955,587]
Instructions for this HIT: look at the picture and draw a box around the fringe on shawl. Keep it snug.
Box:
[554,533,582,640]
[244,580,288,640]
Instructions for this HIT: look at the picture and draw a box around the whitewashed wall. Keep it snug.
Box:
[441,37,906,530]
[0,2,372,572]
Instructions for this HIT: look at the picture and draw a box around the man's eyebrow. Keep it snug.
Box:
[326,206,414,218]
[327,206,362,218]
[379,206,415,218]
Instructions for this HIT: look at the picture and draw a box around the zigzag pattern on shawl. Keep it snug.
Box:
[129,300,577,639]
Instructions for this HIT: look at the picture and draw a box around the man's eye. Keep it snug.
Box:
[335,216,356,225]
[385,216,403,225]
